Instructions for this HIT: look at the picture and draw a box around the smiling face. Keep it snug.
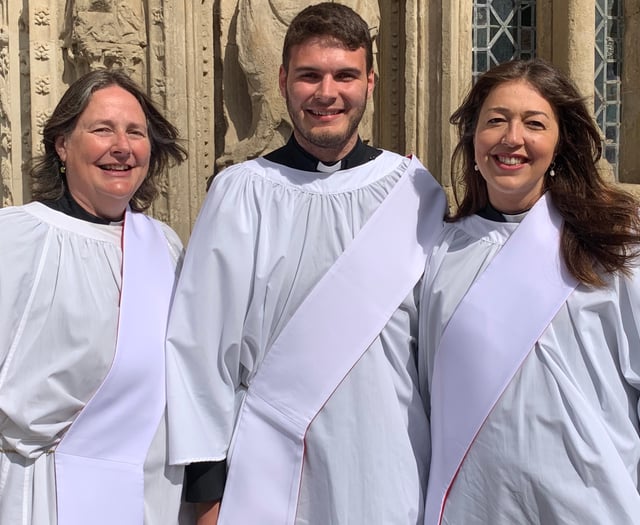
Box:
[473,80,560,213]
[279,36,374,163]
[55,85,151,220]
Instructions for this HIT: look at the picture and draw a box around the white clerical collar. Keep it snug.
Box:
[316,160,342,173]
[502,210,528,223]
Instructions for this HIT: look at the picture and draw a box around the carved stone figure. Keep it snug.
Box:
[1,25,12,206]
[62,0,147,78]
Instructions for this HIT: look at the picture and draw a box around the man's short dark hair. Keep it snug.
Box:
[282,2,374,72]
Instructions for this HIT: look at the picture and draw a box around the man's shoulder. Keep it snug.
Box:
[373,148,405,162]
[207,158,268,190]
[218,157,266,177]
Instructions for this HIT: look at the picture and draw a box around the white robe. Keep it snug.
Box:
[420,214,640,524]
[0,202,186,525]
[167,151,432,524]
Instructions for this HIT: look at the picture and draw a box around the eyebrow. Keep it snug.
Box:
[485,106,552,119]
[87,118,147,128]
[292,66,363,76]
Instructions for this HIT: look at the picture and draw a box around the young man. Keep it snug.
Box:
[166,3,445,524]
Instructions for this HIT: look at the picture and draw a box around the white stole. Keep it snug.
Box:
[218,157,446,525]
[55,211,173,525]
[424,195,579,524]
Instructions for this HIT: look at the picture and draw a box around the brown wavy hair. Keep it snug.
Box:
[282,2,374,73]
[449,58,640,287]
[31,69,187,212]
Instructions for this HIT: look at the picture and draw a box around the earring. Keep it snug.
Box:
[474,164,479,172]
[59,163,66,175]
[549,162,556,177]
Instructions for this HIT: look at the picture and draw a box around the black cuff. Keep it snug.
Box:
[184,460,227,503]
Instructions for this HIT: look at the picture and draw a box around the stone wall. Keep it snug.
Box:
[1,0,639,241]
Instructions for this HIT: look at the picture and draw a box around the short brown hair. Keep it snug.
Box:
[282,2,374,73]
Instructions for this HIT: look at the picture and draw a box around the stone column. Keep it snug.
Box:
[1,0,29,206]
[406,0,471,195]
[620,0,640,184]
[157,0,216,242]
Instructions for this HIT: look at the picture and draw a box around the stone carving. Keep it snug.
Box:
[34,75,51,96]
[217,0,380,170]
[33,7,51,27]
[34,42,51,61]
[1,22,12,206]
[2,0,632,233]
[62,0,147,77]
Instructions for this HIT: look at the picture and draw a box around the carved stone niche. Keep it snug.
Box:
[61,0,147,79]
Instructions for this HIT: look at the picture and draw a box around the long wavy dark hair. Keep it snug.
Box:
[31,69,187,212]
[449,58,640,287]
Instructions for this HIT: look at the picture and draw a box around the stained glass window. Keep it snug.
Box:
[594,0,623,178]
[473,0,536,80]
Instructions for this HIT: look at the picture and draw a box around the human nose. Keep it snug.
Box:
[111,131,131,155]
[314,76,337,101]
[501,121,524,146]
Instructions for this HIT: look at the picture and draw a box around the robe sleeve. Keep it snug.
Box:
[616,268,640,427]
[157,220,184,268]
[0,209,47,368]
[166,166,260,467]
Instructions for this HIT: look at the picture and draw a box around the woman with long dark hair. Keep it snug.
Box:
[421,58,640,524]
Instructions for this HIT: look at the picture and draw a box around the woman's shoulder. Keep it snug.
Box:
[0,202,52,241]
[2,202,123,243]
[442,214,518,248]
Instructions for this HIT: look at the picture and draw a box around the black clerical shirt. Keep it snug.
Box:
[42,189,115,224]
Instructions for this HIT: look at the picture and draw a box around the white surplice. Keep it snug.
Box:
[167,151,436,524]
[419,213,640,525]
[0,202,185,525]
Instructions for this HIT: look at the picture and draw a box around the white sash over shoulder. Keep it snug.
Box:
[424,195,579,524]
[55,211,174,525]
[218,157,446,525]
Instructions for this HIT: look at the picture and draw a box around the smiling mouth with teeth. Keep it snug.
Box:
[308,109,342,116]
[496,155,526,165]
[101,165,131,171]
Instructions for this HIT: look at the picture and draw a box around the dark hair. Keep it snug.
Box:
[282,2,374,73]
[31,69,187,212]
[449,58,640,287]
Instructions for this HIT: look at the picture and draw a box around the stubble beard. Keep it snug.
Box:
[286,95,367,153]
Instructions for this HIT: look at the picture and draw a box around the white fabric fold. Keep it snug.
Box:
[54,211,173,525]
[425,195,578,525]
[0,203,185,525]
[219,156,445,524]
[167,151,444,524]
[419,195,640,524]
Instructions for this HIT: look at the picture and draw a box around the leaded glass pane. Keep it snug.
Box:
[493,0,515,21]
[494,33,516,63]
[594,0,623,179]
[476,6,489,26]
[472,1,536,81]
[476,53,489,73]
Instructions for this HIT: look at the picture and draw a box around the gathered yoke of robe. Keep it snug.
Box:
[0,201,185,525]
[419,211,640,525]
